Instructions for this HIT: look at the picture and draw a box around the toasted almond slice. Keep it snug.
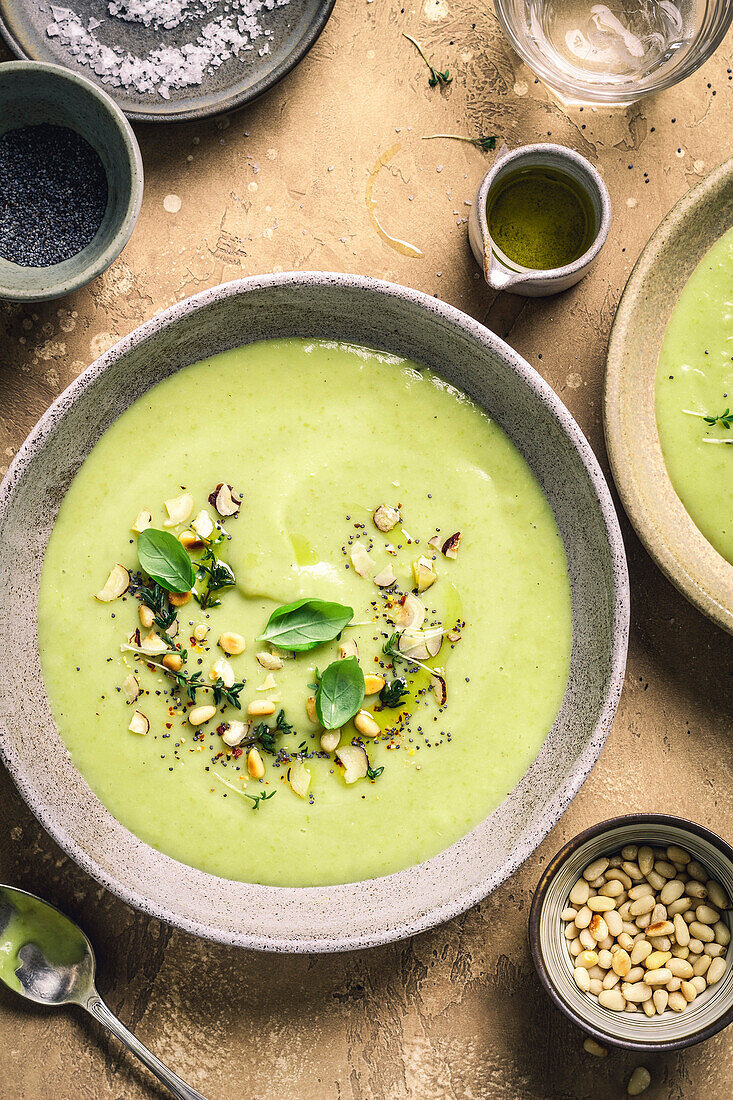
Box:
[431,670,447,707]
[412,556,437,592]
[350,545,373,578]
[163,492,194,527]
[373,564,397,588]
[192,509,215,540]
[210,483,242,517]
[256,651,283,671]
[128,710,149,735]
[396,592,425,630]
[122,674,140,703]
[257,673,278,692]
[140,630,169,655]
[166,619,179,639]
[95,564,130,602]
[138,604,155,629]
[288,759,311,798]
[221,719,249,747]
[131,510,152,534]
[338,639,359,660]
[336,744,369,784]
[441,531,462,559]
[428,534,442,550]
[210,658,235,687]
[373,505,400,532]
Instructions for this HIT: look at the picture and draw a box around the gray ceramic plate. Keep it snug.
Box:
[604,156,733,634]
[0,274,629,951]
[0,0,335,122]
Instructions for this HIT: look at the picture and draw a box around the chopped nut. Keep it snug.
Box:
[209,483,242,517]
[338,639,359,660]
[412,556,437,592]
[336,744,369,783]
[189,704,217,726]
[306,696,319,724]
[384,543,398,555]
[221,720,249,747]
[320,729,340,752]
[354,710,380,738]
[179,530,201,550]
[138,604,155,629]
[163,492,194,528]
[373,564,397,588]
[256,651,283,671]
[162,653,184,673]
[288,759,311,798]
[441,531,462,559]
[122,674,140,703]
[140,631,169,655]
[431,670,447,707]
[166,619,179,639]
[218,631,245,655]
[94,563,130,602]
[247,747,265,778]
[364,674,386,695]
[350,545,373,577]
[447,628,462,642]
[428,534,442,550]
[169,590,192,607]
[247,699,276,717]
[210,658,235,687]
[193,624,209,642]
[395,592,425,630]
[131,510,152,534]
[192,509,215,540]
[373,504,400,532]
[128,710,149,735]
[257,673,277,692]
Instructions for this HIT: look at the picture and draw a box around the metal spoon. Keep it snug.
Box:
[0,884,207,1100]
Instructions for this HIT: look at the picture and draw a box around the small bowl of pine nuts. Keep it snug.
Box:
[529,815,733,1050]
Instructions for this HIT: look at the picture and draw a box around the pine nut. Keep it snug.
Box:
[680,980,697,1003]
[583,858,610,881]
[660,880,685,905]
[583,1038,607,1057]
[667,958,693,979]
[667,845,690,865]
[714,921,731,946]
[354,710,380,738]
[696,904,720,925]
[646,920,674,937]
[570,939,583,957]
[654,861,676,879]
[645,870,666,891]
[561,907,578,922]
[570,879,591,906]
[689,938,704,954]
[607,869,633,889]
[631,941,652,965]
[648,935,671,952]
[630,896,655,917]
[162,653,183,672]
[706,880,729,910]
[598,989,625,1010]
[668,991,686,1012]
[690,976,707,994]
[642,998,656,1017]
[589,978,603,995]
[686,881,708,900]
[574,967,591,992]
[693,955,711,977]
[644,950,671,971]
[599,880,625,898]
[644,969,672,987]
[597,949,613,969]
[188,704,216,725]
[193,624,209,641]
[622,845,639,861]
[622,861,644,881]
[671,945,689,959]
[247,747,265,778]
[577,950,598,969]
[666,977,681,992]
[603,970,621,988]
[169,590,192,607]
[687,860,708,882]
[652,989,668,1014]
[139,604,155,629]
[574,909,592,931]
[247,700,276,716]
[588,896,616,912]
[673,913,690,946]
[636,913,652,930]
[629,883,654,900]
[707,957,727,984]
[625,967,645,983]
[689,921,715,942]
[622,922,641,937]
[706,941,725,957]
[627,1067,651,1096]
[624,982,652,1003]
[606,911,623,937]
[218,631,245,655]
[580,928,596,950]
[650,904,667,925]
[668,897,692,917]
[618,901,633,920]
[638,846,654,876]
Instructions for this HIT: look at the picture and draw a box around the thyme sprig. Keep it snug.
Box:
[245,790,276,810]
[684,407,733,429]
[422,133,497,152]
[195,540,236,610]
[403,33,452,87]
[248,709,293,755]
[379,677,409,708]
[121,645,246,709]
[130,576,177,630]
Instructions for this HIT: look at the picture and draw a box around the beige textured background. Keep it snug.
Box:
[1,4,733,1097]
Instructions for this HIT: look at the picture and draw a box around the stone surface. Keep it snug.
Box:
[1,3,732,1097]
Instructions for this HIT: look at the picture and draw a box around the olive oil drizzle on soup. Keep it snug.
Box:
[38,339,572,887]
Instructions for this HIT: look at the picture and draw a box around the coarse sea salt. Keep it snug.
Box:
[46,0,289,99]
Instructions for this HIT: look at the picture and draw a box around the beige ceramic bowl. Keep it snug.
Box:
[604,156,733,634]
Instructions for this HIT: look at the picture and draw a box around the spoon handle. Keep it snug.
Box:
[85,994,208,1100]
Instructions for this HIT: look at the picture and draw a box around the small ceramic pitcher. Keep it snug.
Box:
[468,143,611,297]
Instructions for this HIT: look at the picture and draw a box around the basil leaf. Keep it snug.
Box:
[316,656,365,729]
[259,597,354,652]
[137,528,196,594]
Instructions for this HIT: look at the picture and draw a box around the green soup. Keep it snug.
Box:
[0,890,85,994]
[655,228,733,564]
[38,339,572,886]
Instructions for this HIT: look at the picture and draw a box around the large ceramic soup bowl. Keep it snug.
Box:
[0,273,628,951]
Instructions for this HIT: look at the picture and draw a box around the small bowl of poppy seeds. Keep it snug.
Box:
[0,61,143,302]
[530,815,733,1051]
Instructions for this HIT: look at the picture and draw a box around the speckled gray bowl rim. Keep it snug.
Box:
[475,143,612,283]
[529,814,733,1051]
[0,272,629,951]
[0,1,336,123]
[604,156,733,634]
[0,61,143,301]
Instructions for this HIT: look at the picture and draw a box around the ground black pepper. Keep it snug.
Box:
[0,123,107,267]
